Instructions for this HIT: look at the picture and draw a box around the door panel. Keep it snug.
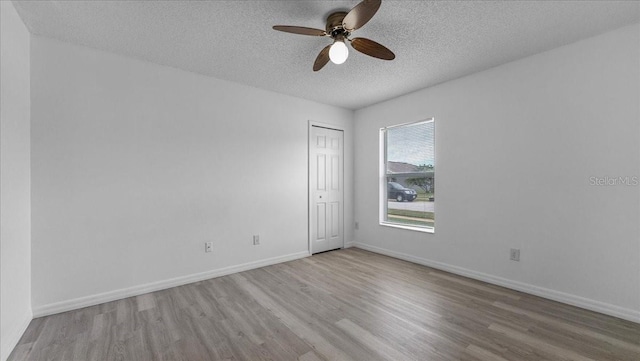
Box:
[317,135,326,148]
[331,155,339,190]
[316,203,326,241]
[330,202,339,238]
[317,155,326,190]
[310,126,344,254]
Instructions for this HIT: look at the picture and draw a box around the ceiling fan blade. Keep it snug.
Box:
[342,0,382,31]
[272,25,326,36]
[350,37,395,60]
[313,45,331,72]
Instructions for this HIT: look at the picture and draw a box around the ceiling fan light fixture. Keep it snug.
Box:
[273,0,393,71]
[329,38,349,65]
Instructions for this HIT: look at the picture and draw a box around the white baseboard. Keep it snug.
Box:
[30,243,640,323]
[1,309,32,361]
[33,251,310,318]
[353,242,640,323]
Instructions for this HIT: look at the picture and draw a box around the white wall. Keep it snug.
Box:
[0,1,33,359]
[354,24,640,322]
[30,37,354,315]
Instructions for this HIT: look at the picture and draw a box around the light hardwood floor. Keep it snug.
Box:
[9,248,640,361]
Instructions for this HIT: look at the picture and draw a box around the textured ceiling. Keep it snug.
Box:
[12,0,640,110]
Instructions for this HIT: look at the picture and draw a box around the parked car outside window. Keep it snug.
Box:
[387,182,417,202]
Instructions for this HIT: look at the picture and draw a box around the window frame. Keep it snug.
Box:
[379,118,435,233]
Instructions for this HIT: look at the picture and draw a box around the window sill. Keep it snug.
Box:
[379,222,435,234]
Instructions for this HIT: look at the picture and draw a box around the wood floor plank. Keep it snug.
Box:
[465,344,510,361]
[335,318,417,361]
[7,248,640,361]
[428,271,522,300]
[298,350,325,361]
[230,272,360,361]
[493,300,640,353]
[488,322,597,361]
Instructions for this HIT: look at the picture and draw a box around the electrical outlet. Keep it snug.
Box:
[205,242,212,253]
[510,248,520,261]
[253,235,260,245]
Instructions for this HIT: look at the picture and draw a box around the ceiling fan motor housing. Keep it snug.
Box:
[326,11,350,39]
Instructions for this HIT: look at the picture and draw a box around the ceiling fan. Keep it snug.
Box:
[272,0,395,71]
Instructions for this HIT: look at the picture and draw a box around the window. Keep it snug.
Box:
[380,119,435,232]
